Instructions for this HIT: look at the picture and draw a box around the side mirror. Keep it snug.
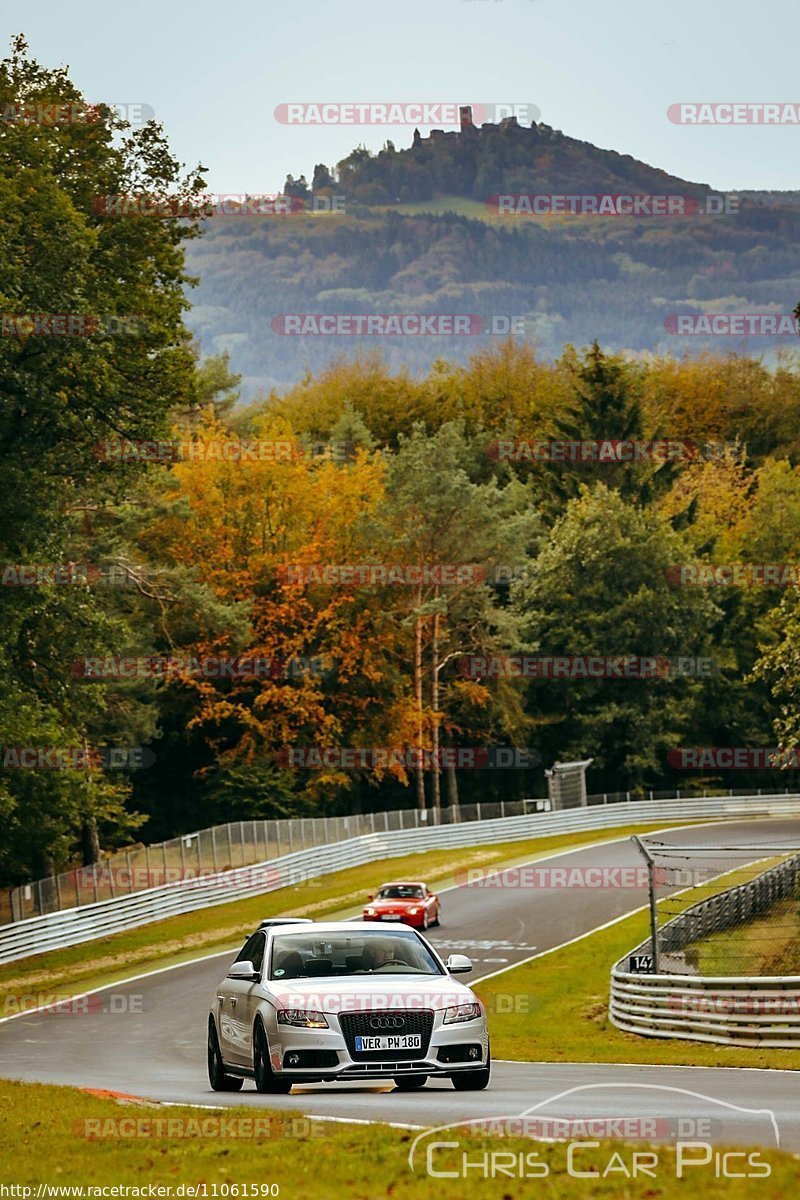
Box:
[446,954,473,974]
[228,960,260,981]
[367,893,374,901]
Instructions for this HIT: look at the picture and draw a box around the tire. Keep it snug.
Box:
[451,1050,491,1091]
[433,905,441,927]
[420,910,429,931]
[253,1020,292,1094]
[207,1017,244,1092]
[394,1075,428,1091]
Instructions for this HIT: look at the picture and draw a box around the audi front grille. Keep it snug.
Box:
[338,1009,435,1061]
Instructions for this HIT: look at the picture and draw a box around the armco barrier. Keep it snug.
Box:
[2,793,799,965]
[610,971,800,1049]
[610,852,800,1048]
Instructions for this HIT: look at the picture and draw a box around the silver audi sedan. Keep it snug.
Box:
[208,921,490,1093]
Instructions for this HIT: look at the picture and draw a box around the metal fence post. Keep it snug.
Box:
[632,836,659,974]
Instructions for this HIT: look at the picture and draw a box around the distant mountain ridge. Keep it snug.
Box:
[184,117,800,397]
[325,109,714,206]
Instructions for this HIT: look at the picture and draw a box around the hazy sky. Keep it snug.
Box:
[6,0,799,193]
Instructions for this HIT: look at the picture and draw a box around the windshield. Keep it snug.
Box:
[268,930,443,979]
[376,885,424,899]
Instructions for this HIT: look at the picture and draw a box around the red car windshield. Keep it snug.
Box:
[376,885,425,900]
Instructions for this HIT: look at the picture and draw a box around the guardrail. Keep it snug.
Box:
[610,853,800,1048]
[8,784,794,924]
[3,792,800,966]
[610,971,800,1048]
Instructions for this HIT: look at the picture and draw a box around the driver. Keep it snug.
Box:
[363,938,399,970]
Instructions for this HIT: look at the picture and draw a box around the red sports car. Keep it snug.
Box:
[362,881,441,930]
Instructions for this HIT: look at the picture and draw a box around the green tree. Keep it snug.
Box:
[511,483,720,789]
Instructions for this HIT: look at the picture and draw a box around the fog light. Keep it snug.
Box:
[288,1054,300,1066]
[468,1047,480,1059]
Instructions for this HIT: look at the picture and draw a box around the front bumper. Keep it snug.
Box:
[272,1009,489,1081]
[362,911,424,927]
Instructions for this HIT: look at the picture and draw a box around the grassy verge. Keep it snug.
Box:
[0,820,710,1014]
[475,867,800,1070]
[690,895,800,976]
[1,1078,797,1195]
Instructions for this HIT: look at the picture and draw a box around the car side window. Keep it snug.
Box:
[249,932,266,973]
[236,932,264,968]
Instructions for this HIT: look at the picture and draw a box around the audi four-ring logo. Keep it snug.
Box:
[369,1015,405,1030]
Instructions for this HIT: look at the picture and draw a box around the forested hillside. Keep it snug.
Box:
[185,119,800,395]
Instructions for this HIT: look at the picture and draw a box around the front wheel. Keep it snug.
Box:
[253,1020,292,1094]
[451,1050,491,1091]
[394,1075,428,1091]
[208,1017,244,1092]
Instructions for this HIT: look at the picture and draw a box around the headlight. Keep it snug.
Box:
[277,1008,329,1028]
[364,907,376,916]
[407,907,419,915]
[443,1002,481,1024]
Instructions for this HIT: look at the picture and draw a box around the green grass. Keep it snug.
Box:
[374,196,497,220]
[0,820,708,1016]
[1,1078,797,1195]
[474,868,800,1070]
[690,895,800,976]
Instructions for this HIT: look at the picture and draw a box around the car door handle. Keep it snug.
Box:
[230,996,237,1008]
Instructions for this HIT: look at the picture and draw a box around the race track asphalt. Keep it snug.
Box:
[1,817,798,1149]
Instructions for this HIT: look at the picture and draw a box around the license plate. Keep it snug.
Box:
[381,914,402,920]
[354,1034,422,1051]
